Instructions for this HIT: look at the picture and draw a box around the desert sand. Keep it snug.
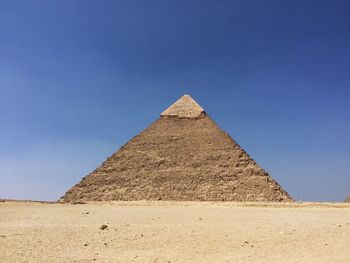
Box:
[1,201,350,262]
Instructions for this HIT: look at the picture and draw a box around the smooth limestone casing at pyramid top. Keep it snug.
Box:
[61,95,292,202]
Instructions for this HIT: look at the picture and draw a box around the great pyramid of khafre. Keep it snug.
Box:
[345,196,350,202]
[61,95,292,202]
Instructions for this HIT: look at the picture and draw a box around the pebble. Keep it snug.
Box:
[100,225,108,230]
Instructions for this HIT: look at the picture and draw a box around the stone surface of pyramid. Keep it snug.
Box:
[61,95,292,202]
[345,196,350,202]
[161,94,204,118]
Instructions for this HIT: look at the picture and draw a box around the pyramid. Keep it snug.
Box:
[61,95,292,202]
[345,196,350,203]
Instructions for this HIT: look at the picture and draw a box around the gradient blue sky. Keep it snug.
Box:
[1,1,349,201]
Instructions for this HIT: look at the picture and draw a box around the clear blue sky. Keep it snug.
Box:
[1,1,349,201]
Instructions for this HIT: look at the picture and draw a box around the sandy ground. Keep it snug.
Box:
[1,201,350,263]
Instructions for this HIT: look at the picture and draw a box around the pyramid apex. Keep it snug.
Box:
[161,94,205,118]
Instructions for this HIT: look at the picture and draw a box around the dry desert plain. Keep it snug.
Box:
[1,200,350,262]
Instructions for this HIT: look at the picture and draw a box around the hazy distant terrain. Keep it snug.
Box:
[1,201,350,262]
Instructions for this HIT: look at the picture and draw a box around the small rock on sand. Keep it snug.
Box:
[100,224,108,230]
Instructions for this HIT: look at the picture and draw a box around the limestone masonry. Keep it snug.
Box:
[61,95,292,202]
